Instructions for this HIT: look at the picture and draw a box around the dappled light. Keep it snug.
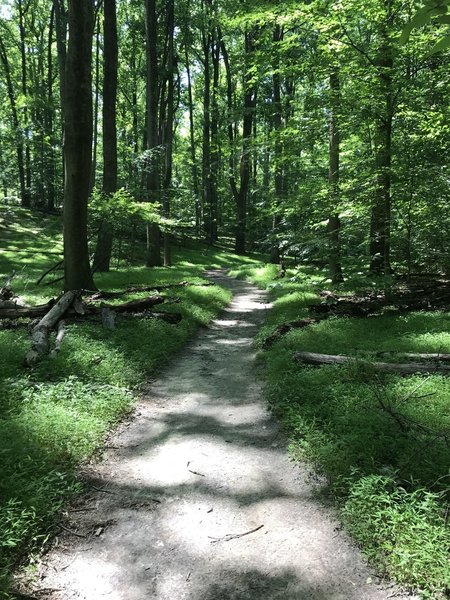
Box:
[30,275,402,600]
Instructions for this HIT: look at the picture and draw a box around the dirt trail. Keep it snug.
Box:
[30,272,414,600]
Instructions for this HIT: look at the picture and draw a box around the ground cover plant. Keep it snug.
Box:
[0,207,263,597]
[230,262,450,599]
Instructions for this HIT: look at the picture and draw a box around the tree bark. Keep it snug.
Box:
[184,43,201,233]
[269,25,283,264]
[145,0,162,266]
[93,0,118,273]
[53,0,66,104]
[26,290,78,365]
[369,7,394,276]
[90,18,101,193]
[293,351,450,375]
[53,0,67,190]
[98,295,165,313]
[209,34,220,243]
[46,6,56,211]
[63,0,96,291]
[201,25,212,242]
[0,35,27,207]
[0,302,56,319]
[223,30,257,255]
[17,0,32,207]
[162,0,175,266]
[234,31,257,255]
[327,68,344,283]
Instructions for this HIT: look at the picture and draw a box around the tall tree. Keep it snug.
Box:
[63,0,95,291]
[230,29,257,254]
[0,32,28,207]
[162,0,175,266]
[269,24,283,264]
[145,0,162,267]
[369,0,395,275]
[16,0,31,206]
[93,0,118,272]
[184,41,201,232]
[327,67,344,283]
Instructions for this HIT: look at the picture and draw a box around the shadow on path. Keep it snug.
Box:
[28,272,413,600]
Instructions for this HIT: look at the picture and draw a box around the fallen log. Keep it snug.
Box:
[85,281,214,301]
[0,300,56,319]
[376,351,450,363]
[293,351,450,375]
[0,295,166,320]
[262,319,318,349]
[143,311,182,324]
[26,291,78,365]
[99,295,165,313]
[50,320,66,356]
[310,279,450,318]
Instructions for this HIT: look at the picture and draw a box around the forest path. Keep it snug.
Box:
[32,271,413,600]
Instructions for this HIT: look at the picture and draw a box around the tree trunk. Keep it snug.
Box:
[93,0,118,273]
[369,13,394,276]
[46,7,56,211]
[234,31,257,255]
[327,68,344,283]
[222,30,257,255]
[201,26,212,242]
[90,19,101,192]
[53,0,67,191]
[209,34,220,243]
[53,0,66,104]
[184,43,201,234]
[269,25,283,264]
[162,0,175,267]
[17,0,31,207]
[0,36,27,207]
[145,0,162,267]
[63,0,96,291]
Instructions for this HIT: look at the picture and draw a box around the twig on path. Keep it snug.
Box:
[89,485,116,494]
[59,555,78,571]
[208,524,264,543]
[187,461,206,477]
[58,524,87,539]
[188,469,206,477]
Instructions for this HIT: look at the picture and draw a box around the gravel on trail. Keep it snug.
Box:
[27,271,415,600]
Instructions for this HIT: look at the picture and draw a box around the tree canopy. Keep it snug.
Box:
[0,0,448,284]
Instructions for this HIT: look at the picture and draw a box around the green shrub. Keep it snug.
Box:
[342,474,450,597]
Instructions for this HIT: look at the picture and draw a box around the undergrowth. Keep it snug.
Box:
[231,262,450,599]
[0,207,266,597]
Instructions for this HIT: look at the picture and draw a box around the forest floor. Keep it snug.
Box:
[22,271,415,600]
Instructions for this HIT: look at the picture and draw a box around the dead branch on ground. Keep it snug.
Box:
[293,351,450,375]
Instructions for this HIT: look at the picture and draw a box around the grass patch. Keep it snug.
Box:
[232,261,450,598]
[0,208,249,596]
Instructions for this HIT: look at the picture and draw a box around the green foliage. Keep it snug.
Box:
[237,261,450,597]
[0,207,63,303]
[0,209,236,595]
[342,475,450,596]
[401,0,450,55]
[89,188,161,230]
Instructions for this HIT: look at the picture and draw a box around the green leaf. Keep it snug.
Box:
[426,34,450,55]
[435,14,450,23]
[400,6,434,44]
